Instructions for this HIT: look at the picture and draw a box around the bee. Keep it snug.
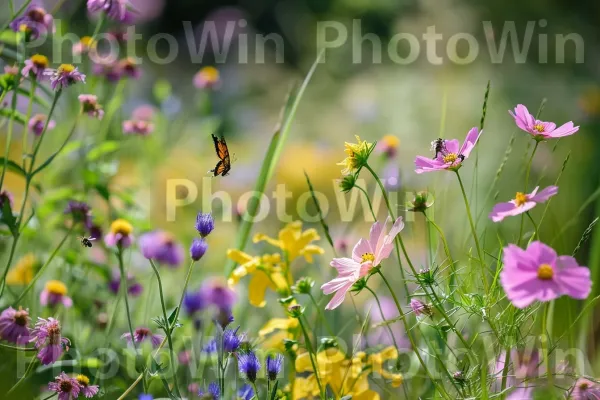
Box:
[78,236,96,248]
[430,138,446,159]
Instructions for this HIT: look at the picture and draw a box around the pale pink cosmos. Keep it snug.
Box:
[570,378,600,399]
[414,127,482,173]
[321,217,404,310]
[510,104,579,140]
[500,241,591,309]
[489,186,558,222]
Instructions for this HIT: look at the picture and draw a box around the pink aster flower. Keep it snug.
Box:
[500,241,592,309]
[0,307,31,344]
[510,104,579,140]
[40,280,73,308]
[78,94,104,119]
[410,298,433,317]
[76,374,100,398]
[414,127,482,173]
[570,378,600,399]
[43,64,86,90]
[489,186,558,222]
[121,327,164,348]
[28,114,56,136]
[93,61,123,82]
[321,217,404,310]
[10,5,55,40]
[30,317,70,365]
[139,230,184,268]
[22,54,50,81]
[48,372,81,400]
[123,119,154,136]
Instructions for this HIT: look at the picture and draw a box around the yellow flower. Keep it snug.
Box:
[367,346,404,388]
[227,249,287,307]
[110,218,133,235]
[381,135,400,149]
[6,254,36,286]
[337,135,372,175]
[45,280,68,296]
[253,221,324,263]
[258,317,299,350]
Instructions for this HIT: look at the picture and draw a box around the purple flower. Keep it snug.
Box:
[104,219,134,248]
[238,351,261,383]
[10,5,54,40]
[108,269,143,296]
[121,327,164,348]
[190,238,208,261]
[223,326,242,352]
[40,280,73,308]
[28,114,56,136]
[201,279,237,311]
[198,382,220,399]
[414,127,482,173]
[237,384,254,400]
[193,66,220,90]
[139,230,184,267]
[48,372,81,400]
[571,378,600,399]
[510,104,579,140]
[93,61,122,82]
[132,105,156,121]
[30,317,70,365]
[489,186,558,222]
[76,374,100,398]
[123,119,154,136]
[22,54,49,80]
[183,290,206,315]
[0,307,30,344]
[44,64,86,91]
[410,298,433,317]
[500,241,592,308]
[64,200,93,228]
[195,212,215,237]
[87,0,129,22]
[266,353,283,381]
[139,395,153,400]
[78,95,104,119]
[119,57,142,79]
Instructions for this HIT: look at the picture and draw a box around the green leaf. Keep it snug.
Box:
[0,30,18,45]
[304,170,335,251]
[0,198,17,236]
[31,118,79,177]
[86,141,120,162]
[0,108,26,124]
[167,307,179,326]
[269,380,280,400]
[0,157,27,178]
[95,184,110,201]
[153,79,172,103]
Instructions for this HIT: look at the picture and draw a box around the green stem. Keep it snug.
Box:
[7,355,38,395]
[455,170,487,290]
[170,260,196,331]
[0,342,36,351]
[149,259,181,397]
[542,302,553,388]
[297,315,325,399]
[117,248,137,351]
[355,184,377,221]
[0,78,19,190]
[307,292,334,337]
[500,347,511,399]
[365,285,401,352]
[22,80,37,169]
[518,141,540,246]
[423,211,455,272]
[526,212,540,244]
[251,381,260,400]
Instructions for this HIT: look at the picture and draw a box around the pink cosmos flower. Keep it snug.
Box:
[30,317,70,365]
[571,378,600,399]
[321,217,404,310]
[500,241,591,309]
[510,104,579,140]
[48,372,81,400]
[414,127,481,173]
[489,186,558,222]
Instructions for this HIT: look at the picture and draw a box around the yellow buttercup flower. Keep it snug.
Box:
[253,221,324,263]
[258,317,299,350]
[337,135,372,175]
[227,250,287,307]
[6,254,36,286]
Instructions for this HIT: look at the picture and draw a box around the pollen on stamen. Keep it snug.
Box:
[514,192,528,207]
[537,264,554,280]
[533,123,545,133]
[443,153,458,164]
[361,253,375,263]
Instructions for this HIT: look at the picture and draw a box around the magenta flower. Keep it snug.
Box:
[121,327,164,348]
[500,241,592,308]
[510,104,579,140]
[87,0,129,22]
[123,119,154,136]
[0,307,30,344]
[77,374,99,398]
[30,317,70,365]
[489,186,558,222]
[22,54,49,81]
[28,114,56,136]
[48,372,81,400]
[321,217,404,310]
[78,94,104,119]
[139,230,184,267]
[108,269,143,296]
[410,298,433,317]
[414,127,481,173]
[10,5,54,39]
[44,64,86,90]
[132,104,156,121]
[571,378,600,399]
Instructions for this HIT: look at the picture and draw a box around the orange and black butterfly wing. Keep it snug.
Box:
[210,134,231,176]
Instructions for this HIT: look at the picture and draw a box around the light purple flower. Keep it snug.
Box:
[123,119,154,136]
[0,307,30,344]
[190,238,208,261]
[121,327,164,348]
[40,280,73,308]
[119,57,142,79]
[87,0,129,22]
[10,5,54,39]
[108,269,143,296]
[43,64,86,90]
[410,298,433,317]
[48,372,81,400]
[571,378,600,399]
[132,104,156,121]
[414,127,481,173]
[139,230,184,267]
[500,241,592,308]
[28,114,56,136]
[93,61,122,82]
[22,54,49,80]
[510,104,579,140]
[201,279,237,311]
[321,217,404,310]
[489,186,558,222]
[30,317,70,365]
[76,374,100,398]
[78,94,104,119]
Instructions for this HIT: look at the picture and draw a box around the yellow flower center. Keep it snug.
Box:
[361,253,375,263]
[382,135,400,149]
[80,36,96,47]
[45,280,68,295]
[76,374,90,386]
[19,24,32,33]
[110,219,133,235]
[443,153,458,164]
[533,123,545,133]
[58,64,75,73]
[200,66,219,82]
[580,382,589,390]
[537,264,554,280]
[31,54,48,68]
[514,192,528,207]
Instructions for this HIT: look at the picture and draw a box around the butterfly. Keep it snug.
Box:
[210,134,231,176]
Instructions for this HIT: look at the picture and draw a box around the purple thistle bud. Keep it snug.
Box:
[198,381,220,399]
[64,200,93,228]
[266,353,284,381]
[238,351,261,383]
[190,238,208,261]
[183,290,206,315]
[195,212,215,237]
[121,327,164,348]
[78,94,104,119]
[28,114,56,136]
[223,326,242,353]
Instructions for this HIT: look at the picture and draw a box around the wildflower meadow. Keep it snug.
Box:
[1,1,600,399]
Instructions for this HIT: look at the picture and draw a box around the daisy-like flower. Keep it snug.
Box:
[87,0,129,22]
[76,374,100,398]
[415,127,482,173]
[570,378,600,399]
[104,218,134,248]
[321,217,404,310]
[118,57,141,79]
[121,327,164,348]
[193,66,220,89]
[28,114,56,136]
[337,135,373,175]
[48,372,81,400]
[510,104,579,140]
[0,307,30,344]
[123,119,154,136]
[489,186,558,222]
[30,317,70,365]
[78,94,104,119]
[73,36,96,56]
[139,230,184,267]
[22,54,49,80]
[10,5,54,40]
[6,254,36,286]
[44,64,86,90]
[410,298,433,317]
[376,134,400,158]
[198,381,220,399]
[40,280,73,308]
[500,241,592,308]
[108,269,143,296]
[238,351,261,383]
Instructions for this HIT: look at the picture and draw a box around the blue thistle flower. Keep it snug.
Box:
[266,353,284,381]
[203,339,217,353]
[183,290,205,315]
[195,212,215,237]
[223,326,242,352]
[237,384,254,400]
[190,238,208,261]
[238,351,261,383]
[198,381,220,399]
